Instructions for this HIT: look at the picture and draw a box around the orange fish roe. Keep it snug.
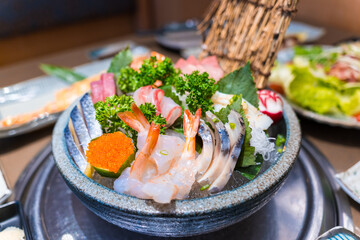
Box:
[86,132,135,173]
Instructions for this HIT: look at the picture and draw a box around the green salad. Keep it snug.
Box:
[269,43,360,121]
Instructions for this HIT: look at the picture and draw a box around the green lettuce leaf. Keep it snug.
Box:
[217,62,259,107]
[294,46,339,70]
[107,48,133,74]
[338,89,360,116]
[288,67,340,114]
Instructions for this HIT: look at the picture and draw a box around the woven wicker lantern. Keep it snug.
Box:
[198,0,298,88]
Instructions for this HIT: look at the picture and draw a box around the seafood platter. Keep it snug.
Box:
[51,49,301,236]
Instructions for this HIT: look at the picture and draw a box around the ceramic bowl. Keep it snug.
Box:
[52,94,301,237]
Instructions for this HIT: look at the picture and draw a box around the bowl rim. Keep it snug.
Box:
[52,95,301,216]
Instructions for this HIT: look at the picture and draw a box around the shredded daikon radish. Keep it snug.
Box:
[249,124,275,161]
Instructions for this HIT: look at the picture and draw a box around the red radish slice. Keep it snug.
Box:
[258,90,283,123]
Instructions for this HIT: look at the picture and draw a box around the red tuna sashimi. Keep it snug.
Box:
[101,73,116,99]
[90,80,104,103]
[186,55,200,65]
[200,56,221,68]
[174,55,224,82]
[174,58,188,69]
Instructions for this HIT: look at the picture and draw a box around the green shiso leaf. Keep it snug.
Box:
[217,62,259,107]
[213,95,243,124]
[236,106,256,168]
[213,94,257,168]
[237,154,263,180]
[40,64,85,84]
[107,48,133,74]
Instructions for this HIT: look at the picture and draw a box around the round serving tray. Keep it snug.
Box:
[14,139,353,240]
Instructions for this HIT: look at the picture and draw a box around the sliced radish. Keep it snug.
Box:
[258,90,283,123]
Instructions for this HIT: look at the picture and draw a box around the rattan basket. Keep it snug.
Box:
[198,0,298,88]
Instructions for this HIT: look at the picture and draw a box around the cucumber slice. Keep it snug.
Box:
[93,152,135,178]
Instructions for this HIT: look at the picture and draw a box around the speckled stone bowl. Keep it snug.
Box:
[52,97,301,237]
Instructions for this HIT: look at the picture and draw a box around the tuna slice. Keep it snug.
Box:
[101,73,116,99]
[174,55,224,82]
[90,73,116,103]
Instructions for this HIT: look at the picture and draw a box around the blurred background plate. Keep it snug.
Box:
[0,59,111,139]
[276,46,360,129]
[154,20,324,59]
[289,100,360,129]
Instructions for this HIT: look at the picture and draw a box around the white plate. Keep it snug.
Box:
[336,161,360,205]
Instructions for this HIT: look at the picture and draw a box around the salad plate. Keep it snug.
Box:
[288,99,360,129]
[52,50,301,237]
[271,44,360,129]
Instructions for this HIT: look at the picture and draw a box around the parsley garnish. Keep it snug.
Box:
[94,95,167,145]
[174,71,218,114]
[117,56,180,93]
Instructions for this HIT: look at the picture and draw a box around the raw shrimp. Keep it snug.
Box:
[114,122,160,199]
[117,102,150,132]
[142,109,201,203]
[114,103,186,202]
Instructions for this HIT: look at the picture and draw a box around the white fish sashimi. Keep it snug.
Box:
[137,132,185,175]
[160,96,182,127]
[211,91,273,130]
[133,86,164,113]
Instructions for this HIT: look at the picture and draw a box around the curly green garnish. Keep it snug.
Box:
[174,71,218,114]
[117,56,180,93]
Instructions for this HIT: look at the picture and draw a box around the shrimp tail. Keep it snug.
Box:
[131,102,150,128]
[117,103,150,132]
[183,109,201,138]
[130,122,160,179]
